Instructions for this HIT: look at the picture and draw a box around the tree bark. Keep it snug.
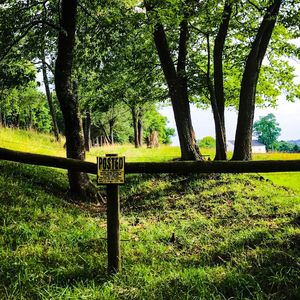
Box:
[137,118,143,147]
[232,0,282,161]
[42,54,60,142]
[83,110,91,151]
[109,118,115,145]
[54,0,98,201]
[99,121,111,146]
[131,107,140,148]
[206,34,226,161]
[145,4,202,160]
[212,0,233,160]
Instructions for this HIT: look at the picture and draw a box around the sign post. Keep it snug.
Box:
[97,154,125,274]
[106,184,120,273]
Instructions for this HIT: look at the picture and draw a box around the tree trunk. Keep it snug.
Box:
[83,111,91,151]
[109,118,115,145]
[131,107,139,148]
[212,0,233,161]
[206,34,226,161]
[145,5,202,160]
[28,107,33,130]
[137,118,143,147]
[15,113,20,128]
[42,54,60,142]
[54,0,98,201]
[232,0,282,161]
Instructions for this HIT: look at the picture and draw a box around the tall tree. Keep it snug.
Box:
[254,113,281,151]
[55,0,97,200]
[41,52,60,142]
[212,0,233,160]
[232,0,282,160]
[144,1,203,160]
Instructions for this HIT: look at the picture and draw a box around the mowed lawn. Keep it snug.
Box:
[0,128,299,299]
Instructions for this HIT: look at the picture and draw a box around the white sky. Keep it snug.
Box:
[160,99,300,146]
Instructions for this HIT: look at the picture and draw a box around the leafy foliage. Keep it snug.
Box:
[0,83,52,132]
[274,141,300,153]
[254,114,282,151]
[0,59,36,91]
[198,136,216,148]
[143,105,175,144]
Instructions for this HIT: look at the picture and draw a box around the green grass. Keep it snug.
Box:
[0,128,300,299]
[89,144,182,162]
[0,127,66,157]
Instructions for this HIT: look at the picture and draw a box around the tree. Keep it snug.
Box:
[143,105,175,145]
[144,0,203,160]
[0,0,61,141]
[273,141,300,153]
[190,0,233,160]
[188,0,299,161]
[0,58,36,127]
[76,1,165,150]
[232,0,283,160]
[198,136,216,149]
[55,0,98,200]
[1,0,299,167]
[211,0,232,160]
[0,83,52,131]
[253,113,281,151]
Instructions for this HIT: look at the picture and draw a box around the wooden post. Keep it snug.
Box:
[107,184,121,274]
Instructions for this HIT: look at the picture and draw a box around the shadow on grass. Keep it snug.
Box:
[133,231,300,299]
[0,161,70,202]
[120,173,279,216]
[121,173,225,213]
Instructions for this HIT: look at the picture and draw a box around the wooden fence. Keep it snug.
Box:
[1,147,300,274]
[2,147,300,174]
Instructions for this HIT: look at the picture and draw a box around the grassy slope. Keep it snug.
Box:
[0,128,300,299]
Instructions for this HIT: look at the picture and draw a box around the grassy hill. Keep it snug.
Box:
[0,128,300,299]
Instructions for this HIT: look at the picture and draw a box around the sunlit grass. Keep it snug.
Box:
[254,152,300,160]
[0,127,66,156]
[89,144,181,162]
[2,127,300,162]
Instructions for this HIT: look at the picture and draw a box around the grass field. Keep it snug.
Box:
[0,128,299,299]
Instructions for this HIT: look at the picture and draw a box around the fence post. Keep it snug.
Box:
[107,184,121,274]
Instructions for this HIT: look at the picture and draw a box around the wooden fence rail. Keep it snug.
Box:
[1,147,300,174]
[2,146,300,274]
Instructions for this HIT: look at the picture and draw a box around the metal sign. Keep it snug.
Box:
[97,154,125,185]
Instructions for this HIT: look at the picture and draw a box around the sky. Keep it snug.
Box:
[160,99,300,146]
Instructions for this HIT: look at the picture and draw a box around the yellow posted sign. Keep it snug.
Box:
[97,154,125,184]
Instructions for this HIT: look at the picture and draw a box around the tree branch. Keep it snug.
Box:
[0,23,36,62]
[188,23,208,36]
[247,0,264,13]
[18,19,61,32]
[0,20,61,62]
[77,2,101,23]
